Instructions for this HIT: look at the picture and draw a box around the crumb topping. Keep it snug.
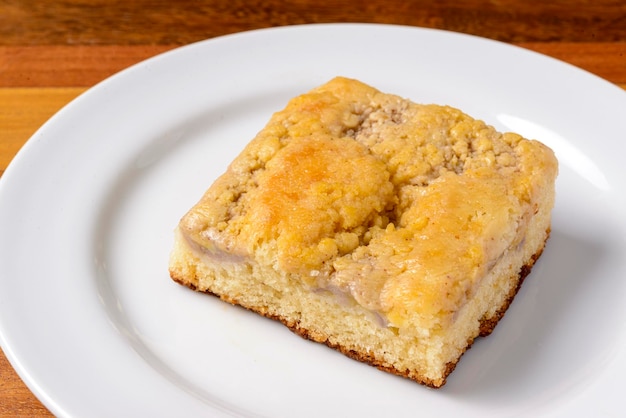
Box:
[181,77,558,326]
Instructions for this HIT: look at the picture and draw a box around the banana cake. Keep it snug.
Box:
[168,77,558,388]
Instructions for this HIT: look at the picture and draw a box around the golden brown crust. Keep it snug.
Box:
[180,77,558,326]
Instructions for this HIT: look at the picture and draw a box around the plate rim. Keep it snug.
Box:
[1,22,625,418]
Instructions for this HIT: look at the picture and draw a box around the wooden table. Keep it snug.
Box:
[1,1,625,416]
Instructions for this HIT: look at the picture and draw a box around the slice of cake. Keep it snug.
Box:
[169,77,558,388]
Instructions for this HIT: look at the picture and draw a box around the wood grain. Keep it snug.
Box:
[1,0,625,416]
[1,0,626,44]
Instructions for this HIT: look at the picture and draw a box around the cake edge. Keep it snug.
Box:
[169,230,548,389]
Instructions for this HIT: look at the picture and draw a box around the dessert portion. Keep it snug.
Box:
[169,77,558,387]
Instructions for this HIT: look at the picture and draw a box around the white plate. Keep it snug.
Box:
[1,23,625,418]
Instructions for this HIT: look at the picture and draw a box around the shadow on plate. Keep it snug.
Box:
[443,228,621,413]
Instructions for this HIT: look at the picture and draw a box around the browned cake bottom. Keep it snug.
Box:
[170,231,548,388]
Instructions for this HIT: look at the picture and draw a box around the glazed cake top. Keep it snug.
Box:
[180,77,558,327]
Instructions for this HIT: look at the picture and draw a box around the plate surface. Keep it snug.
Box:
[1,24,625,417]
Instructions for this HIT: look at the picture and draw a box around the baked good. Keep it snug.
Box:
[169,77,558,388]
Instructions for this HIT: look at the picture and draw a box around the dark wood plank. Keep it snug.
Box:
[1,0,625,45]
